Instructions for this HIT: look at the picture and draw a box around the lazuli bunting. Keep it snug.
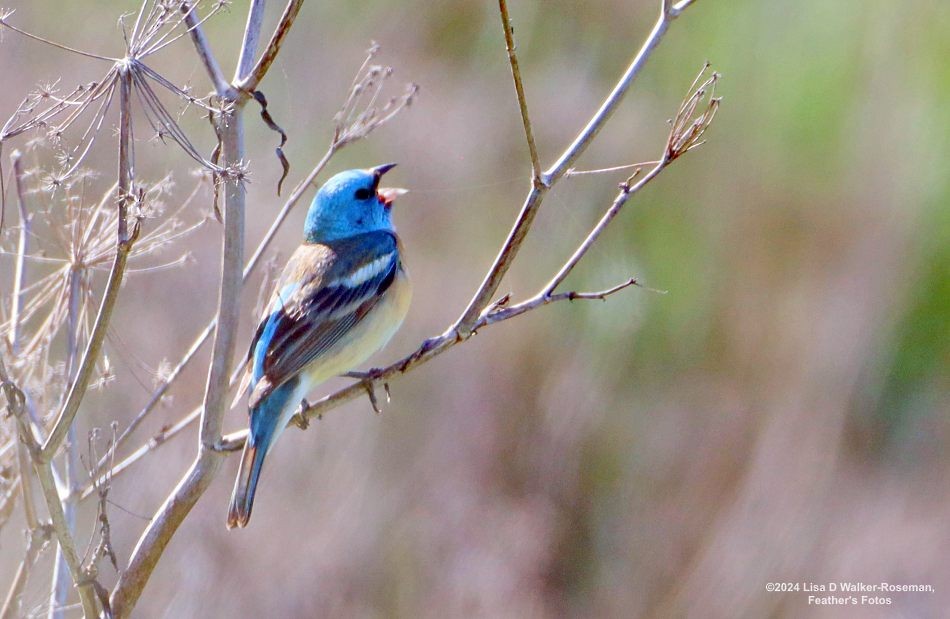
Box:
[227,163,411,529]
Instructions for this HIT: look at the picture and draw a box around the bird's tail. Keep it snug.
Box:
[226,378,297,529]
[227,439,267,529]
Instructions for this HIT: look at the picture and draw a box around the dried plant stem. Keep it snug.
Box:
[236,0,305,93]
[8,151,30,355]
[2,440,49,619]
[40,66,137,464]
[1,151,43,619]
[21,63,139,619]
[544,162,666,293]
[48,268,84,619]
[181,2,229,96]
[235,0,267,82]
[111,95,243,619]
[0,524,49,619]
[83,406,201,501]
[16,443,37,529]
[111,0,284,610]
[33,460,97,618]
[3,358,94,618]
[497,0,541,180]
[456,0,695,334]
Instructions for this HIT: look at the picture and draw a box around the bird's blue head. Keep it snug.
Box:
[304,163,405,243]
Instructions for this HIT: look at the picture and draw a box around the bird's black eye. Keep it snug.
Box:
[354,187,372,200]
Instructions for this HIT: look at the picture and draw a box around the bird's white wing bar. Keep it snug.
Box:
[334,251,397,289]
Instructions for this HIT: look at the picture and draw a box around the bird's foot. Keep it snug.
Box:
[344,368,390,414]
[291,398,311,430]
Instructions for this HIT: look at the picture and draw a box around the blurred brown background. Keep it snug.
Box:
[1,0,948,617]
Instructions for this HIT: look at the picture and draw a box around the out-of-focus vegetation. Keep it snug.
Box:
[0,0,947,617]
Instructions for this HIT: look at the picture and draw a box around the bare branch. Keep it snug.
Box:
[216,272,645,451]
[0,11,117,62]
[8,150,30,354]
[455,0,699,335]
[235,0,305,93]
[544,163,666,295]
[669,0,701,18]
[17,444,38,530]
[40,66,138,464]
[1,354,98,617]
[0,523,51,619]
[82,406,201,501]
[564,160,661,177]
[235,0,268,83]
[181,2,230,96]
[113,23,252,614]
[32,460,98,618]
[544,3,678,184]
[49,267,85,619]
[498,0,541,181]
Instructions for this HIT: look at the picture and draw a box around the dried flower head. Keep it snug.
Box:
[666,62,721,162]
[332,43,420,148]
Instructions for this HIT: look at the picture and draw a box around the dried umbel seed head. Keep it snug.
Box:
[332,44,419,148]
[666,63,721,162]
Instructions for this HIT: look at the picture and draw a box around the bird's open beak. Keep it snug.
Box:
[377,187,409,208]
[371,163,403,207]
[371,162,398,186]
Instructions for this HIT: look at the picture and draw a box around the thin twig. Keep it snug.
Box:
[0,12,118,62]
[544,162,666,294]
[180,2,230,97]
[2,353,97,617]
[0,523,51,619]
[215,273,644,450]
[8,150,30,354]
[564,160,661,177]
[49,267,85,619]
[32,461,98,618]
[40,66,137,464]
[668,0,700,18]
[498,0,541,181]
[82,406,201,501]
[455,0,696,335]
[234,0,268,82]
[235,0,305,93]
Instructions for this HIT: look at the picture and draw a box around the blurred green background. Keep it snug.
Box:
[1,0,948,617]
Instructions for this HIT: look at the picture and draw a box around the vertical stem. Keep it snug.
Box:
[111,80,247,619]
[235,0,267,81]
[497,0,541,180]
[200,114,244,448]
[41,63,136,462]
[456,9,674,332]
[181,2,230,96]
[33,463,97,619]
[544,12,669,183]
[1,537,42,619]
[48,269,83,619]
[8,151,30,355]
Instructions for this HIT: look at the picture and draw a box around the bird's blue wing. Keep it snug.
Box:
[245,231,400,409]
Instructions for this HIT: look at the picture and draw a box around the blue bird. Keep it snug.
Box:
[227,163,411,528]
